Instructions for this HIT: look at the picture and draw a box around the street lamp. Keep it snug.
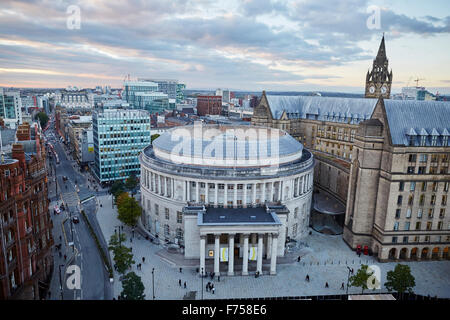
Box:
[115,225,122,246]
[346,266,352,296]
[69,209,74,252]
[152,268,155,300]
[59,264,65,300]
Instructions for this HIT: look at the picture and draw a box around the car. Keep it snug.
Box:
[72,216,80,224]
[62,176,68,182]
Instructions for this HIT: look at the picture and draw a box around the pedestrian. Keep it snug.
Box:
[325,282,329,288]
[179,267,182,273]
[130,238,132,243]
[297,256,301,262]
[305,274,309,282]
[341,282,345,290]
[212,287,215,294]
[179,279,182,287]
[184,281,186,289]
[218,275,220,282]
[142,257,145,263]
[64,254,67,260]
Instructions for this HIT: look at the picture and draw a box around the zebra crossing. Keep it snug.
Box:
[62,190,80,208]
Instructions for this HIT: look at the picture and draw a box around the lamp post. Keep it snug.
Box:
[115,225,122,246]
[346,266,352,296]
[69,209,74,252]
[152,268,155,300]
[59,264,65,300]
[201,267,204,300]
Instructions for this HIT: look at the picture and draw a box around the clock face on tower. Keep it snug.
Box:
[381,85,387,94]
[369,85,375,94]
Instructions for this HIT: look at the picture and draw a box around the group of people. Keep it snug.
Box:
[206,282,215,294]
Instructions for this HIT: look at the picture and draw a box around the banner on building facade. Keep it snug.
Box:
[220,248,228,262]
[249,247,257,260]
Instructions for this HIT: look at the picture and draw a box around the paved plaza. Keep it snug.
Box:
[95,194,450,300]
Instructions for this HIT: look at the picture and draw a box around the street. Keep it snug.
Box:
[45,114,113,300]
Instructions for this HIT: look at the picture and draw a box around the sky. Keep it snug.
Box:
[0,0,449,94]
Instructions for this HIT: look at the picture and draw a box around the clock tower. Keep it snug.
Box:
[365,34,393,99]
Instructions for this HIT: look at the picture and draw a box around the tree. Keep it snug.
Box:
[112,244,135,275]
[115,192,130,207]
[110,180,125,198]
[151,134,160,144]
[35,112,49,128]
[120,272,145,300]
[349,264,376,294]
[385,264,415,298]
[108,232,126,251]
[125,174,138,192]
[117,196,142,227]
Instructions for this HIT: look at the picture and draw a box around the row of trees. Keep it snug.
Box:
[349,263,416,296]
[110,175,141,227]
[109,232,145,300]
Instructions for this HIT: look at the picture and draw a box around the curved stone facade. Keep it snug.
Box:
[139,124,315,246]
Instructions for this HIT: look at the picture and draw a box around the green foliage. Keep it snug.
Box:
[120,272,145,300]
[349,264,375,294]
[111,244,135,275]
[151,134,160,144]
[385,264,416,294]
[125,174,138,191]
[117,196,142,227]
[36,112,49,128]
[110,180,125,198]
[115,191,130,207]
[108,232,126,251]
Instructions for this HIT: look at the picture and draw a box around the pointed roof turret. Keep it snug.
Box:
[376,33,386,60]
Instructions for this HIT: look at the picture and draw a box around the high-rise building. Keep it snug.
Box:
[123,80,158,108]
[134,92,169,114]
[0,89,23,128]
[93,109,151,185]
[138,79,181,101]
[176,83,186,103]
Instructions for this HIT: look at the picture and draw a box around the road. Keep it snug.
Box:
[45,113,113,300]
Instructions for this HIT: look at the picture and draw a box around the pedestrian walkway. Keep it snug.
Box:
[95,194,450,300]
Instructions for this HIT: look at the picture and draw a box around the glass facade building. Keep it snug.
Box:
[134,92,169,114]
[93,109,151,184]
[123,81,158,108]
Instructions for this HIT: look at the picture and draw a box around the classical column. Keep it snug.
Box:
[182,180,186,202]
[196,182,200,203]
[252,183,257,207]
[166,177,169,197]
[187,181,191,202]
[267,233,272,258]
[205,183,209,204]
[224,184,228,208]
[214,234,220,274]
[256,234,263,274]
[278,181,283,201]
[214,183,218,207]
[270,182,274,202]
[243,183,248,208]
[200,235,206,275]
[270,234,278,275]
[233,183,238,207]
[242,234,249,276]
[297,177,300,197]
[172,178,175,199]
[228,234,235,276]
[262,183,266,204]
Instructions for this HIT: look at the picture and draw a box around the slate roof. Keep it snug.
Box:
[384,100,450,146]
[199,207,281,225]
[265,95,378,124]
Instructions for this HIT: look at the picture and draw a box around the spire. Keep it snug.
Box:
[376,33,386,60]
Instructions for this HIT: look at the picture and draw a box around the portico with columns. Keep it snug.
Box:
[183,205,288,276]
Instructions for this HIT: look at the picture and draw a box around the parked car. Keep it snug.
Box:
[72,216,80,224]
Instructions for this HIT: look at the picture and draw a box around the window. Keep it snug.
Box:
[407,166,415,174]
[177,211,182,224]
[392,237,398,243]
[292,223,298,236]
[442,195,447,206]
[393,222,399,231]
[417,208,423,218]
[421,182,427,192]
[428,208,434,218]
[444,182,449,192]
[408,154,417,162]
[430,194,436,206]
[165,208,169,220]
[399,182,404,191]
[406,208,411,218]
[437,221,443,230]
[164,224,170,237]
[408,195,414,205]
[397,195,403,205]
[410,182,416,191]
[154,204,159,216]
[415,222,421,230]
[432,182,438,192]
[403,236,409,244]
[418,166,426,174]
[426,222,432,231]
[420,135,427,146]
[439,208,445,219]
[419,154,428,162]
[395,209,401,219]
[404,222,410,231]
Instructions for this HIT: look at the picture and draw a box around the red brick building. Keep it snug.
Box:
[0,123,53,299]
[196,95,222,116]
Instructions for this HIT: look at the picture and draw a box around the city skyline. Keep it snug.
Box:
[1,0,450,93]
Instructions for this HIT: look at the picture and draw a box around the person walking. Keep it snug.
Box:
[142,257,145,263]
[341,282,345,290]
[218,275,220,282]
[183,281,186,289]
[212,287,215,295]
[297,256,301,262]
[179,279,182,287]
[325,282,329,288]
[305,274,310,282]
[179,267,182,273]
[206,282,210,292]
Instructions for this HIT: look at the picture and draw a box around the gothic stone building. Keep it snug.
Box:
[251,36,450,261]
